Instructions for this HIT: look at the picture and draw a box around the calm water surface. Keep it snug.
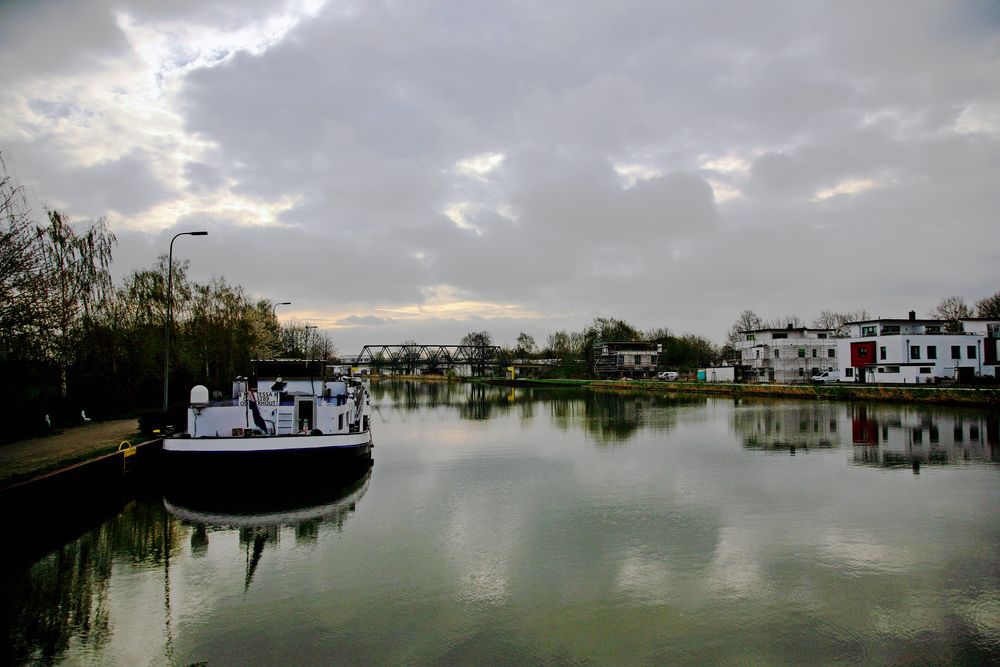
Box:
[3,382,999,665]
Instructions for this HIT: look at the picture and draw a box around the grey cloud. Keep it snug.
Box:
[6,144,174,219]
[337,315,392,327]
[3,0,999,352]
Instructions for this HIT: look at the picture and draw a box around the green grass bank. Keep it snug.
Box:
[481,378,1000,406]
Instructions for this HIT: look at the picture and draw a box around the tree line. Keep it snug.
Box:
[1,162,334,440]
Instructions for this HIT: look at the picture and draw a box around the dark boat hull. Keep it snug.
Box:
[161,440,372,496]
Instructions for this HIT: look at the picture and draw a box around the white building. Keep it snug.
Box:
[836,313,999,383]
[736,326,838,383]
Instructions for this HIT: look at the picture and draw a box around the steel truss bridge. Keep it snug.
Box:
[355,344,503,368]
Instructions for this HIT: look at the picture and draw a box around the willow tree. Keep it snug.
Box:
[37,211,116,397]
[0,164,49,358]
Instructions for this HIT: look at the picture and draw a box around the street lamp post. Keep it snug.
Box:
[163,231,208,412]
[272,301,291,319]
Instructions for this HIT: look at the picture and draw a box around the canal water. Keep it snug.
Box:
[3,382,999,665]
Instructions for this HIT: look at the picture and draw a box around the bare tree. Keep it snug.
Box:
[726,310,763,347]
[545,330,575,358]
[812,309,870,336]
[975,291,1000,319]
[930,296,972,333]
[766,314,804,329]
[460,330,494,348]
[515,332,537,357]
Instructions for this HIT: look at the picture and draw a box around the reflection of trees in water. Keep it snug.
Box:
[551,389,704,446]
[1,500,180,666]
[2,470,373,664]
[849,404,998,469]
[370,380,467,411]
[733,401,842,452]
[373,380,703,442]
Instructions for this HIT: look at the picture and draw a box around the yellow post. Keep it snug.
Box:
[507,366,515,380]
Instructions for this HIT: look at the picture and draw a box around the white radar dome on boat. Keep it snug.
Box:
[190,385,210,405]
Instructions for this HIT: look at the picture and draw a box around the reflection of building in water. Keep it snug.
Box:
[733,402,843,452]
[851,406,998,468]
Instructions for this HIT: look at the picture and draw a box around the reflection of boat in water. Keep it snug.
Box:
[163,467,372,528]
[163,360,373,483]
[164,469,372,592]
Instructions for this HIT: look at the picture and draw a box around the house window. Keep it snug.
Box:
[772,332,788,340]
[817,333,828,339]
[746,334,755,341]
[880,346,887,360]
[910,346,920,360]
[862,326,876,337]
[774,349,780,358]
[798,368,804,376]
[951,346,961,359]
[651,355,658,365]
[925,325,941,334]
[635,355,642,365]
[881,325,900,335]
[755,350,760,358]
[919,367,931,374]
[886,366,900,373]
[798,348,806,358]
[845,368,854,377]
[878,367,886,373]
[812,349,818,357]
[970,425,980,441]
[927,346,936,359]
[617,355,624,365]
[968,345,977,359]
[858,347,868,358]
[828,349,836,357]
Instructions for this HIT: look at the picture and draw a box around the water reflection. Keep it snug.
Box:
[732,400,999,467]
[164,469,371,591]
[5,388,999,665]
[732,401,841,453]
[1,470,371,666]
[849,405,999,469]
[372,380,704,444]
[0,500,180,666]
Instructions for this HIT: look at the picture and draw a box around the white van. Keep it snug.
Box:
[657,371,679,381]
[810,370,840,383]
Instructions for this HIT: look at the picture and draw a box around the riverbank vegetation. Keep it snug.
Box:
[1,164,333,441]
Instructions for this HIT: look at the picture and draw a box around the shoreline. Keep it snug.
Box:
[481,377,1000,406]
[365,373,999,406]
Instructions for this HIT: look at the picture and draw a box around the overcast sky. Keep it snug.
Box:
[2,0,998,353]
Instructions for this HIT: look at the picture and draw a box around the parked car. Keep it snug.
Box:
[810,370,840,383]
[657,371,679,381]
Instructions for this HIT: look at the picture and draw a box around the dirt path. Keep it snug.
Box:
[0,419,140,488]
